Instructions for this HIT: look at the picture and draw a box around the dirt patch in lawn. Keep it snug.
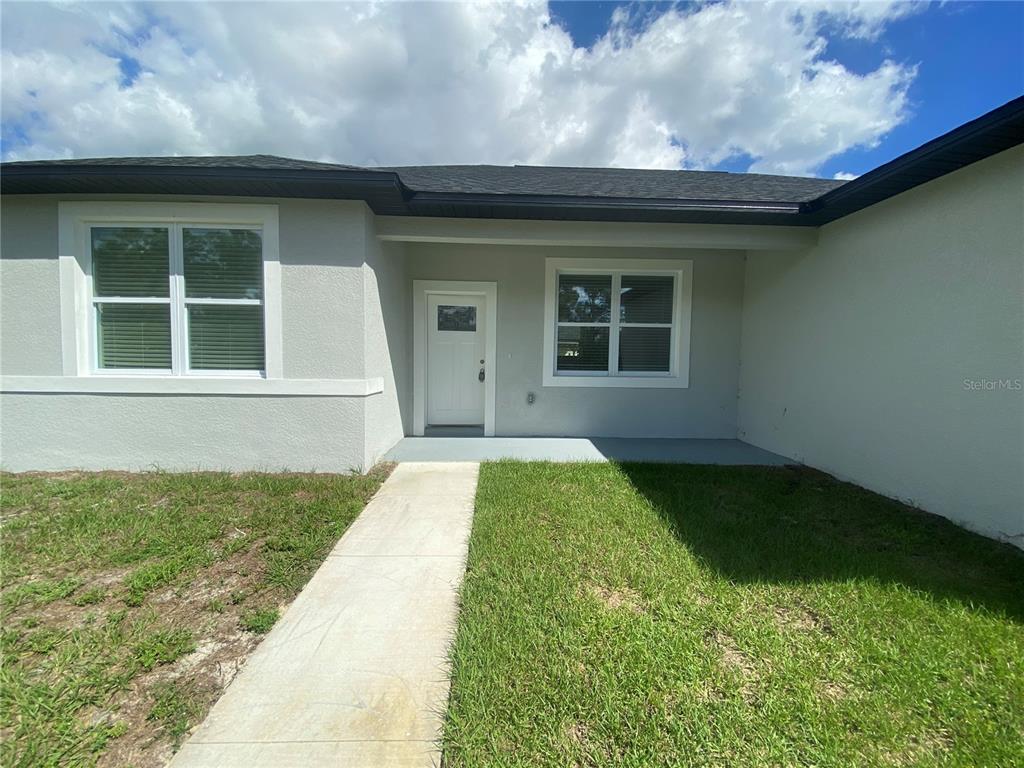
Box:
[881,730,954,766]
[1,467,392,768]
[4,541,277,768]
[818,680,850,702]
[97,619,262,767]
[563,720,622,768]
[772,601,835,636]
[707,629,757,701]
[585,583,645,614]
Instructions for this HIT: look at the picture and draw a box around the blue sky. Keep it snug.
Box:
[551,1,1024,176]
[2,1,1021,177]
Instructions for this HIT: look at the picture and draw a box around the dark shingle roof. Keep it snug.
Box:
[3,96,1021,225]
[4,154,364,172]
[378,164,843,203]
[4,154,843,203]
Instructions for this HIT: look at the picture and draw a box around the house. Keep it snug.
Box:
[1,97,1021,546]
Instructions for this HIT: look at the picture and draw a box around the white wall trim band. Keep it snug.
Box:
[0,376,385,397]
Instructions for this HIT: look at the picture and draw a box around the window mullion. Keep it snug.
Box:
[609,273,621,376]
[169,224,187,376]
[92,296,172,305]
[669,273,678,376]
[184,297,263,307]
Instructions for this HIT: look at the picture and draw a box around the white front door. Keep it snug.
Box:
[426,294,487,426]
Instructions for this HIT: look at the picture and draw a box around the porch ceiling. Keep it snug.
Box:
[375,216,817,251]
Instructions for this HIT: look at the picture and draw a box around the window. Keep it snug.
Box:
[557,274,611,372]
[543,258,692,388]
[183,228,265,371]
[92,227,172,370]
[89,222,266,375]
[58,202,281,383]
[618,275,674,373]
[437,305,477,332]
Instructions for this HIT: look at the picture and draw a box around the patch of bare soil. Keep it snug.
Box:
[689,590,711,608]
[4,542,290,768]
[563,720,622,768]
[881,730,954,766]
[694,681,727,704]
[96,544,277,767]
[585,582,645,614]
[3,467,396,767]
[17,470,144,482]
[772,600,835,636]
[0,508,34,526]
[707,629,757,702]
[97,626,262,768]
[565,721,590,746]
[817,680,850,702]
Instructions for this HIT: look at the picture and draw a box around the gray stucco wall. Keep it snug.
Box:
[406,244,745,438]
[1,198,63,375]
[738,146,1024,545]
[0,195,390,473]
[362,209,410,465]
[1,394,366,473]
[277,199,367,380]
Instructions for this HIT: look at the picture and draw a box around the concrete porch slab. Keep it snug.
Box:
[384,437,792,465]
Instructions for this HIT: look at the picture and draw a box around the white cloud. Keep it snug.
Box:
[801,0,922,40]
[0,1,920,175]
[833,171,860,180]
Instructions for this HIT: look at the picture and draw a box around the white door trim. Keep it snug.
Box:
[413,280,497,437]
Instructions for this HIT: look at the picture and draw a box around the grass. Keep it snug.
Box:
[444,462,1024,767]
[239,608,279,634]
[146,680,204,748]
[0,467,390,768]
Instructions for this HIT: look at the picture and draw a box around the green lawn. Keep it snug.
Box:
[445,462,1024,767]
[0,468,389,768]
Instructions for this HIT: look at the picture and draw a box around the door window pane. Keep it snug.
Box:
[558,274,612,323]
[557,326,609,372]
[620,275,674,324]
[437,305,476,332]
[188,305,265,370]
[183,228,263,300]
[92,227,169,297]
[619,327,671,372]
[97,303,172,369]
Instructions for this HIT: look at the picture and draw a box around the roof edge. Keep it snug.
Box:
[408,191,803,214]
[2,95,1021,226]
[0,163,407,189]
[804,95,1024,224]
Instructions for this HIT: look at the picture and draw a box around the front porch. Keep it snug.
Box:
[385,436,791,465]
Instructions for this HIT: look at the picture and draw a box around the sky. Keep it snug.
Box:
[1,1,1021,179]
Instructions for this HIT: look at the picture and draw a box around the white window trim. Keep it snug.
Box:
[59,202,282,381]
[542,257,692,388]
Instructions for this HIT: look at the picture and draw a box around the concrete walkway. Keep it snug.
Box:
[171,462,479,768]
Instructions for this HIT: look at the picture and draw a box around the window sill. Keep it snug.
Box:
[542,373,689,389]
[0,375,384,397]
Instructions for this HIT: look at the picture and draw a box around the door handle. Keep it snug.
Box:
[478,367,486,382]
